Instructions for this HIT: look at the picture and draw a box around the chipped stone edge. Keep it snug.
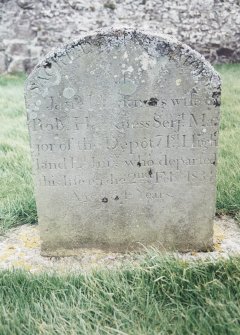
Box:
[24,27,221,98]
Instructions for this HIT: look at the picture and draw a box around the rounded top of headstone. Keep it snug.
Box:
[25,28,220,95]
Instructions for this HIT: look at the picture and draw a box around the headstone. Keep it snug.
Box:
[25,29,221,255]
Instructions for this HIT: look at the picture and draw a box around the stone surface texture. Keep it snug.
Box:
[1,0,240,74]
[25,29,221,255]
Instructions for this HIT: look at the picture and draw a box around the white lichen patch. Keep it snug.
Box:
[118,78,137,95]
[30,112,37,119]
[126,66,134,73]
[63,87,75,99]
[137,53,157,71]
[122,51,129,60]
[176,79,182,86]
[158,56,168,67]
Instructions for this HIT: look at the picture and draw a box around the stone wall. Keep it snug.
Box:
[0,0,240,74]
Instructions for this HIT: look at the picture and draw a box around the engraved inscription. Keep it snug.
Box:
[25,29,221,253]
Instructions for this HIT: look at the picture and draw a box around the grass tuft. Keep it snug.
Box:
[0,74,37,232]
[0,254,240,334]
[215,64,240,218]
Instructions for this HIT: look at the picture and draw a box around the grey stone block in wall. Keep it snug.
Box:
[0,53,6,73]
[25,29,221,256]
[1,0,240,74]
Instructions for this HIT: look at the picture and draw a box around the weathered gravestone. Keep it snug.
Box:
[25,29,221,255]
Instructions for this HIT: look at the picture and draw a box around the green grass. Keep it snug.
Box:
[0,254,240,334]
[0,65,240,230]
[0,74,37,232]
[215,64,240,219]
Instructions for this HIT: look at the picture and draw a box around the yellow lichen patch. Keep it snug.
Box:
[0,247,16,261]
[11,260,32,271]
[7,245,15,250]
[18,252,26,258]
[214,223,225,242]
[214,243,223,252]
[19,233,41,249]
[190,251,198,256]
[213,223,225,252]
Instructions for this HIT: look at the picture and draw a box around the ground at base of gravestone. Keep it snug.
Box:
[0,216,239,274]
